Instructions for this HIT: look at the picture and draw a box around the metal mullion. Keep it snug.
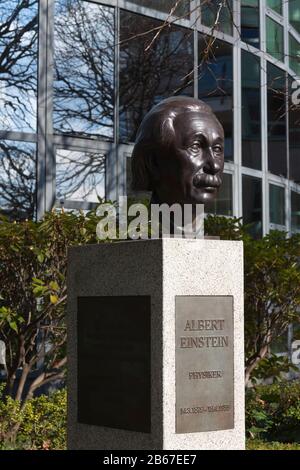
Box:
[53,135,114,153]
[265,8,285,27]
[260,0,266,54]
[260,0,268,235]
[283,0,290,233]
[233,39,242,219]
[37,0,48,219]
[232,0,240,42]
[45,0,55,213]
[240,41,263,57]
[288,24,300,45]
[224,161,235,173]
[283,0,290,70]
[287,66,300,82]
[92,0,116,6]
[264,51,288,71]
[108,5,120,202]
[196,23,235,45]
[118,0,191,28]
[193,0,199,99]
[241,166,263,179]
[57,200,99,211]
[290,180,300,193]
[0,131,37,143]
[268,172,288,186]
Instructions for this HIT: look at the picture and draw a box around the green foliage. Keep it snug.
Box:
[204,214,248,240]
[1,209,300,446]
[246,439,300,450]
[250,354,299,384]
[0,386,66,450]
[205,215,300,383]
[0,208,104,401]
[246,381,300,443]
[244,231,300,383]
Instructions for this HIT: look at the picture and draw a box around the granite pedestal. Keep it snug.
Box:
[67,239,245,450]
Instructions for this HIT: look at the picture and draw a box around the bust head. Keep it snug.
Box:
[131,96,224,206]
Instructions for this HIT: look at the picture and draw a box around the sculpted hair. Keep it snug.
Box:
[131,97,215,191]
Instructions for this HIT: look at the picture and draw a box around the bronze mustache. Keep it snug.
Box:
[193,174,222,188]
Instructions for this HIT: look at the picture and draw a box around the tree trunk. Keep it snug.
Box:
[15,363,30,401]
[245,345,269,386]
[3,372,16,397]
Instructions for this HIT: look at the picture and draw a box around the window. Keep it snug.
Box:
[53,0,115,139]
[267,63,287,177]
[241,0,260,48]
[271,329,288,353]
[0,140,36,219]
[128,0,190,17]
[241,50,261,170]
[198,37,233,161]
[242,175,262,238]
[205,173,233,216]
[267,0,282,16]
[291,191,300,231]
[289,1,300,35]
[269,184,285,226]
[289,34,300,77]
[289,78,300,183]
[0,0,38,133]
[201,0,233,36]
[119,10,194,143]
[266,16,284,62]
[56,149,106,205]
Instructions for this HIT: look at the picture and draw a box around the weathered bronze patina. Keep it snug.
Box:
[132,96,224,206]
[175,296,234,433]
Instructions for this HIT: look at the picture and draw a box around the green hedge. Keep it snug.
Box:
[0,387,66,450]
[1,382,300,449]
[246,381,300,443]
[246,439,300,450]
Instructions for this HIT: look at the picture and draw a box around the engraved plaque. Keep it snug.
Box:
[77,296,151,433]
[176,296,234,433]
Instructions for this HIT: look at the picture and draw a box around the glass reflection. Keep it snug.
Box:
[119,10,194,143]
[198,36,233,161]
[289,1,300,35]
[291,191,300,232]
[54,0,114,139]
[266,16,284,62]
[267,0,282,15]
[242,174,262,238]
[0,0,38,132]
[267,63,287,177]
[241,0,260,48]
[289,78,300,183]
[241,50,261,170]
[0,140,36,219]
[205,173,233,216]
[289,34,300,77]
[128,0,189,17]
[269,184,285,226]
[201,0,233,36]
[56,149,105,203]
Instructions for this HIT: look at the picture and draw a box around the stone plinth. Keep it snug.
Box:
[67,239,245,450]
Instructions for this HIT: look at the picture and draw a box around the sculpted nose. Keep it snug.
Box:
[203,148,221,175]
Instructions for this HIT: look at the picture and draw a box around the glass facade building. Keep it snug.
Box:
[0,0,300,237]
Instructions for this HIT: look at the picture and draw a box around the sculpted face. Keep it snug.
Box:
[152,111,224,206]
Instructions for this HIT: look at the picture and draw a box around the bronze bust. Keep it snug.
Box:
[131,96,224,207]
